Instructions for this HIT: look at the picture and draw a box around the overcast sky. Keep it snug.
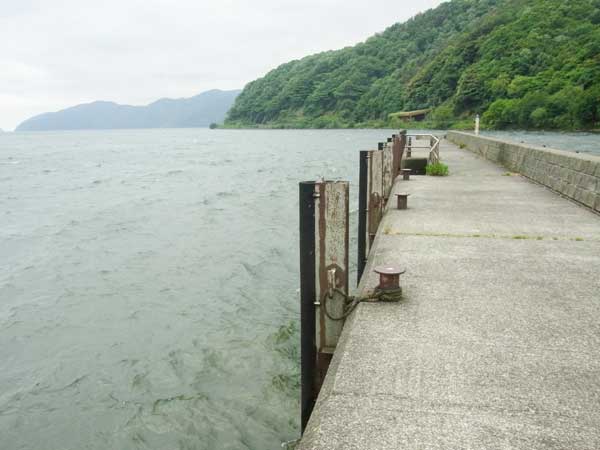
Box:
[0,0,444,130]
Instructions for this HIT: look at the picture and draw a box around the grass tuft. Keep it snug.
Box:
[426,162,449,176]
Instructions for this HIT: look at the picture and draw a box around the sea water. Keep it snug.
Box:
[0,128,597,450]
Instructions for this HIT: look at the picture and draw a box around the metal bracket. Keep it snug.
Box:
[327,268,336,298]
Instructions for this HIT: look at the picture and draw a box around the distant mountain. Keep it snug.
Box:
[16,89,241,131]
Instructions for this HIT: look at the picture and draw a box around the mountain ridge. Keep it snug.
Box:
[225,0,600,130]
[16,89,241,131]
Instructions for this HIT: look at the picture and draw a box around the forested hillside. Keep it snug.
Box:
[226,0,600,130]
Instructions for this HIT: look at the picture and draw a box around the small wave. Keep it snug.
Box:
[267,247,283,258]
[192,198,210,206]
[30,375,89,396]
[215,191,236,198]
[240,261,261,279]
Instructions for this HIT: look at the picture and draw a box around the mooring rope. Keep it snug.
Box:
[321,287,403,321]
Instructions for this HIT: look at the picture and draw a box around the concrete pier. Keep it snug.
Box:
[298,139,600,449]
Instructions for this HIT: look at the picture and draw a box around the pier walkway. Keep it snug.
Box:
[299,139,600,449]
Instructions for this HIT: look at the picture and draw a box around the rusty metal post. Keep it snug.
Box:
[299,180,349,432]
[358,151,369,285]
[407,137,412,158]
[402,169,411,181]
[299,181,317,433]
[396,193,410,210]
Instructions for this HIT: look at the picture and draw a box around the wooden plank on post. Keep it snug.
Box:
[314,181,349,387]
[398,130,409,172]
[382,142,393,203]
[397,130,407,177]
[367,150,383,254]
[392,135,400,180]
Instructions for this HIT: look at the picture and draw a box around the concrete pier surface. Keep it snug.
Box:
[299,139,600,449]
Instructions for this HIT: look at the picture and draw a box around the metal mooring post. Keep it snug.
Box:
[396,193,410,210]
[299,180,349,433]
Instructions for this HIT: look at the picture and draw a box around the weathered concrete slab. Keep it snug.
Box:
[299,140,600,450]
[448,131,600,213]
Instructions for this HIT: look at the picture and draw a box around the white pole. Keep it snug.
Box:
[475,114,480,135]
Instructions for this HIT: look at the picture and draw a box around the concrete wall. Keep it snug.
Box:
[447,131,600,213]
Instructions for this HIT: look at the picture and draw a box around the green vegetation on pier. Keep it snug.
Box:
[225,0,600,130]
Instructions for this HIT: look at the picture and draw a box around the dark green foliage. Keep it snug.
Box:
[426,162,449,176]
[226,0,600,130]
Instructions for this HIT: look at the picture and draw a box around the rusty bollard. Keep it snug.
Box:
[401,168,412,181]
[407,137,412,157]
[396,193,410,210]
[374,265,405,291]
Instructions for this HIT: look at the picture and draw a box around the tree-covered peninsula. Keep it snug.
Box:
[225,0,600,130]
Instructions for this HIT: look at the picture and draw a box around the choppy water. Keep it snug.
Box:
[0,129,379,450]
[1,128,598,450]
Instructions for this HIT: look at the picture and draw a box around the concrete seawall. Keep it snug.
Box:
[447,131,600,213]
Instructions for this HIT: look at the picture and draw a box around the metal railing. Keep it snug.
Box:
[406,134,440,165]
